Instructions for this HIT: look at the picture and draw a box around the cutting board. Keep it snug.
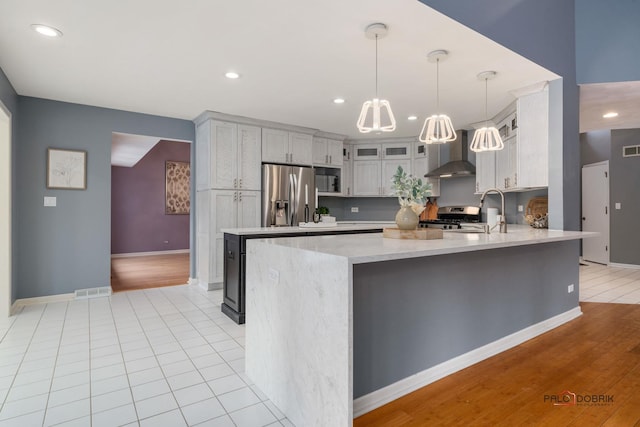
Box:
[383,227,443,240]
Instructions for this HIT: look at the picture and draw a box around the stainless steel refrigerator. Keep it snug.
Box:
[262,164,315,226]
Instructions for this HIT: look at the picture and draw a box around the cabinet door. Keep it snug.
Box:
[382,159,411,196]
[223,235,241,312]
[475,151,496,194]
[517,89,549,188]
[237,125,262,190]
[211,121,238,189]
[341,159,352,197]
[289,132,313,165]
[353,161,381,196]
[327,139,344,166]
[495,136,517,190]
[213,190,237,282]
[195,121,211,191]
[353,144,381,160]
[237,191,261,228]
[312,138,328,165]
[382,142,411,160]
[262,128,288,163]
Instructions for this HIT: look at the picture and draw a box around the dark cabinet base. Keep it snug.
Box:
[222,302,245,324]
[222,228,382,324]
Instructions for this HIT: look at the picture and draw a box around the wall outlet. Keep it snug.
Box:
[164,240,169,244]
[268,268,280,283]
[568,284,574,293]
[517,205,523,212]
[44,196,56,207]
[615,202,621,210]
[351,207,359,213]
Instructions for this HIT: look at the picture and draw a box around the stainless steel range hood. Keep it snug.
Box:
[425,130,475,178]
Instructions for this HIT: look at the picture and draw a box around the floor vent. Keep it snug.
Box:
[75,286,112,300]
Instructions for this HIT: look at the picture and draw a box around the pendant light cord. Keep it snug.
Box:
[484,77,489,127]
[375,34,379,98]
[436,58,440,110]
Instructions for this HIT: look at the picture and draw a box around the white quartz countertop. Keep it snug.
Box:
[221,222,394,235]
[248,225,597,263]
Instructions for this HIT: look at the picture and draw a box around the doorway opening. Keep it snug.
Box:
[0,101,11,317]
[110,133,192,292]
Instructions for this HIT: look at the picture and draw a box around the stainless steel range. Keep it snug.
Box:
[419,206,481,229]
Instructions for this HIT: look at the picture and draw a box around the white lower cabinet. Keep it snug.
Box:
[196,189,260,287]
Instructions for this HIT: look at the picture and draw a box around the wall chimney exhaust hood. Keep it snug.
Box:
[425,130,475,178]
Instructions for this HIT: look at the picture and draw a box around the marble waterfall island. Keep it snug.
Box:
[245,227,595,426]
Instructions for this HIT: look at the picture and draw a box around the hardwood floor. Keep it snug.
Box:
[354,302,640,427]
[110,252,190,292]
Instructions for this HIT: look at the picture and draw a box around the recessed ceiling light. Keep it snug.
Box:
[225,72,240,79]
[31,24,63,38]
[333,98,345,104]
[603,112,618,118]
[408,115,418,121]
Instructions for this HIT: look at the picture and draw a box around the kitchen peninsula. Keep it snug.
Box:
[245,226,595,426]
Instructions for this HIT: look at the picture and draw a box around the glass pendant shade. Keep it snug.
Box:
[470,126,504,152]
[358,23,395,134]
[419,114,456,143]
[470,70,504,153]
[357,98,396,133]
[420,50,456,144]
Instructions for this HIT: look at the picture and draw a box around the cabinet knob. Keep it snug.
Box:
[239,178,242,188]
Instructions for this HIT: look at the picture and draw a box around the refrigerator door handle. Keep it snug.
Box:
[289,173,295,226]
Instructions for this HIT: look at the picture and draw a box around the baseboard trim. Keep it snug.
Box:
[11,293,75,314]
[111,249,190,258]
[353,306,583,417]
[609,262,640,270]
[199,281,222,291]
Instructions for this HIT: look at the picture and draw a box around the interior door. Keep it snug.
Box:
[582,161,609,264]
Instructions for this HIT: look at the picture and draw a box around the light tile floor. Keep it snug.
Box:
[2,263,637,426]
[580,262,640,303]
[0,286,294,427]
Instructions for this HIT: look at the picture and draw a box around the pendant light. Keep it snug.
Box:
[357,23,396,133]
[470,71,504,152]
[419,50,456,144]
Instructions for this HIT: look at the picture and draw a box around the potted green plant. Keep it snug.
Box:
[391,166,432,230]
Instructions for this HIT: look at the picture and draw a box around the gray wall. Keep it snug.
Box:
[575,0,640,84]
[0,66,19,303]
[580,130,611,165]
[353,240,579,397]
[421,0,580,232]
[16,97,195,298]
[609,129,640,265]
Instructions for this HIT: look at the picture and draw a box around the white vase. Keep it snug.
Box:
[395,205,419,230]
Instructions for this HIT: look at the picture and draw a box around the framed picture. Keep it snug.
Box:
[47,148,87,190]
[165,161,191,215]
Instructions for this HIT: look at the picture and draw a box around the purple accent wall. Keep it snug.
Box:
[111,140,190,254]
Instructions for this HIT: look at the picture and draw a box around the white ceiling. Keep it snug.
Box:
[111,133,160,167]
[579,81,640,133]
[1,0,565,140]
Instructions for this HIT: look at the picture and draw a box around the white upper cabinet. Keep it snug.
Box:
[261,128,289,164]
[381,142,411,160]
[474,150,496,194]
[353,161,381,196]
[353,144,381,160]
[237,125,262,190]
[516,88,549,188]
[474,84,549,192]
[313,138,343,166]
[382,159,411,196]
[197,120,261,191]
[262,129,313,165]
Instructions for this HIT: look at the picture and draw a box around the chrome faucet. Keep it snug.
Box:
[479,188,507,233]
